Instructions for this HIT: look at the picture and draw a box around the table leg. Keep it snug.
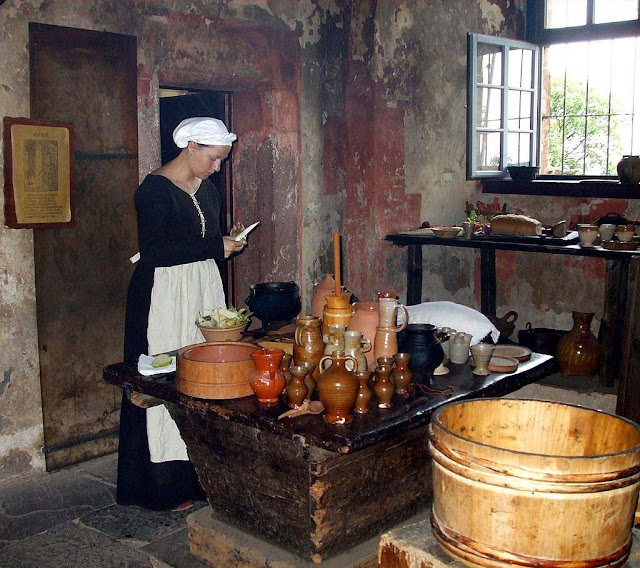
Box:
[480,248,496,317]
[600,259,629,388]
[407,244,423,306]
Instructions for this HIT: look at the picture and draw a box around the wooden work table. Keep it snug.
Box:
[104,353,555,563]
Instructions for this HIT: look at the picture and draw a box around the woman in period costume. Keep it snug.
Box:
[117,117,246,511]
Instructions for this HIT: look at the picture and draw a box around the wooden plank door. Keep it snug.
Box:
[29,23,138,469]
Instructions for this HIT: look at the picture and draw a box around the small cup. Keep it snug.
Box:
[470,343,494,376]
[462,221,474,239]
[616,224,635,242]
[598,223,616,242]
[577,224,598,247]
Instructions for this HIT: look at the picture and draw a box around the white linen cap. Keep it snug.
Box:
[172,117,237,148]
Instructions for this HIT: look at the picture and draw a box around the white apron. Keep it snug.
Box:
[145,258,225,463]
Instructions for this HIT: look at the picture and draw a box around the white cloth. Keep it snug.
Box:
[145,258,225,463]
[399,301,501,345]
[172,117,237,148]
[137,354,176,376]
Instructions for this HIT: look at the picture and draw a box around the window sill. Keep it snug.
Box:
[479,179,640,199]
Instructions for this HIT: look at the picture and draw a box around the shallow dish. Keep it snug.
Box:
[197,323,245,342]
[488,356,519,373]
[432,226,463,238]
[492,344,532,362]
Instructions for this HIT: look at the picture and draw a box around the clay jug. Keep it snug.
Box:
[322,294,353,334]
[323,324,347,356]
[280,352,293,386]
[374,365,394,408]
[378,298,409,332]
[317,350,359,424]
[374,327,398,361]
[293,316,324,379]
[556,312,601,379]
[348,302,380,368]
[249,348,286,404]
[398,324,444,376]
[354,370,372,414]
[286,365,309,409]
[311,274,336,318]
[343,330,371,372]
[392,353,413,395]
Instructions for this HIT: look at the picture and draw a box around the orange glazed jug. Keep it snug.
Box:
[250,348,286,404]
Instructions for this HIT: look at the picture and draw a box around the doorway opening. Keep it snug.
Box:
[158,87,236,305]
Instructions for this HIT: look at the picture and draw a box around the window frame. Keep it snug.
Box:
[467,33,540,178]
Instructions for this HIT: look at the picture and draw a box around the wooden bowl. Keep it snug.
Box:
[177,341,262,399]
[197,323,245,342]
[432,227,462,238]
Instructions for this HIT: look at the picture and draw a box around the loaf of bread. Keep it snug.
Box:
[490,214,543,236]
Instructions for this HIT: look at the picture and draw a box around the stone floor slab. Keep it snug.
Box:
[0,520,166,568]
[76,452,118,486]
[0,469,115,543]
[141,527,210,568]
[79,502,206,547]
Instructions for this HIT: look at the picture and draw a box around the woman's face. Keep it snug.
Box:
[188,143,231,179]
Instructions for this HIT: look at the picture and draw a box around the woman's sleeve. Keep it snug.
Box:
[136,180,224,266]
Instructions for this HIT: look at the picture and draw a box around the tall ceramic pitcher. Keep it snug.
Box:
[293,316,324,379]
[249,348,286,404]
[378,298,409,331]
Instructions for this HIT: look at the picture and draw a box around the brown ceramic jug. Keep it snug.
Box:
[249,348,286,404]
[374,364,394,409]
[556,312,601,379]
[286,365,309,409]
[392,353,413,395]
[293,316,324,379]
[311,274,336,318]
[354,370,372,414]
[348,301,380,369]
[317,350,359,424]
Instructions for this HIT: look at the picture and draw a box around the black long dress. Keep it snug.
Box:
[117,174,225,510]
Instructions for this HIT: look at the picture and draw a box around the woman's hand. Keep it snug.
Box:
[223,236,246,258]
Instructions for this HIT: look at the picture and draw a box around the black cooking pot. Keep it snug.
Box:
[245,281,302,331]
[517,323,566,356]
[595,212,629,227]
[398,324,445,378]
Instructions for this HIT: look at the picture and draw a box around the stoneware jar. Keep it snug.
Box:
[249,348,286,404]
[348,301,380,368]
[317,350,359,424]
[343,330,372,372]
[398,324,444,376]
[617,155,640,184]
[556,311,601,379]
[449,332,472,364]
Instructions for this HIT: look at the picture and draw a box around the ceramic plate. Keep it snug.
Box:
[488,356,519,373]
[492,344,532,362]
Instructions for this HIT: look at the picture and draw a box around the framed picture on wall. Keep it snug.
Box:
[3,116,75,228]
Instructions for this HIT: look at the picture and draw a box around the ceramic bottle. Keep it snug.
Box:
[249,348,286,404]
[343,330,371,372]
[392,353,413,395]
[317,350,359,424]
[293,316,324,379]
[353,370,372,414]
[448,332,472,365]
[556,311,601,379]
[374,364,394,408]
[286,365,309,409]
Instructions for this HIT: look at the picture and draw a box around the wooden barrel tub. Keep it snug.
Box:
[428,398,640,567]
[177,342,261,399]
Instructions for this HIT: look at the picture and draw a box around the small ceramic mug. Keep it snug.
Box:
[598,223,616,242]
[577,224,598,248]
[616,224,635,242]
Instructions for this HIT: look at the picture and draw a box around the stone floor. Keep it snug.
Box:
[0,453,210,568]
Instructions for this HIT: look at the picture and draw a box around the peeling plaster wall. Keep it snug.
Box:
[0,0,341,482]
